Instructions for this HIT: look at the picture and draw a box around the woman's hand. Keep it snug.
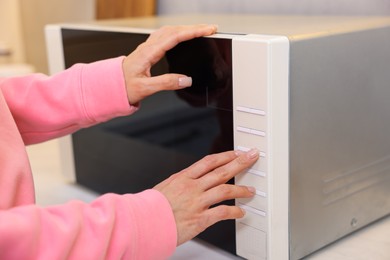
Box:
[154,149,259,246]
[122,24,218,105]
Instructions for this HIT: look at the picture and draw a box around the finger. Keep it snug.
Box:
[151,24,218,51]
[201,184,255,207]
[126,74,192,104]
[200,205,246,230]
[200,148,259,190]
[184,151,238,179]
[144,24,218,65]
[144,73,193,92]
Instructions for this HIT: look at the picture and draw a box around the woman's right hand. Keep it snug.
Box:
[154,149,259,246]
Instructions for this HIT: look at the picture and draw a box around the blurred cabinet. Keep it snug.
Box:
[96,0,156,19]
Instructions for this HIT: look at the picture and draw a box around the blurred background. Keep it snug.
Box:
[0,0,389,76]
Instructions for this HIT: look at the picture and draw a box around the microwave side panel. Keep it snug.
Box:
[288,25,390,259]
[233,34,290,260]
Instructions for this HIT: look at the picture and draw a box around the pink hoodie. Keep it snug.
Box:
[0,57,177,259]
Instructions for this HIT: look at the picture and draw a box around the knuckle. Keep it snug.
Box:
[213,166,231,180]
[218,184,233,196]
[215,206,230,219]
[162,75,176,87]
[217,206,244,220]
[156,26,179,41]
[157,76,169,86]
[197,215,210,232]
[236,154,249,165]
[168,172,180,181]
[160,25,173,32]
[202,154,218,168]
[167,27,180,38]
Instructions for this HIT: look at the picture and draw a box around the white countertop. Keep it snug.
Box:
[27,139,390,259]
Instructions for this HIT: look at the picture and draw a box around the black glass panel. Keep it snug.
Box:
[62,28,236,254]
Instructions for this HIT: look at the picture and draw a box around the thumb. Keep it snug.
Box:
[126,74,192,104]
[147,74,193,91]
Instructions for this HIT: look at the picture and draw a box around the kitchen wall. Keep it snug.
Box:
[20,0,95,74]
[0,0,95,73]
[157,0,390,15]
[0,0,26,64]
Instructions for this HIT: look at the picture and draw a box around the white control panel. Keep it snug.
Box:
[233,35,290,260]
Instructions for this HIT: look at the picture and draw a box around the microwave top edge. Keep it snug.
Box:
[46,14,390,42]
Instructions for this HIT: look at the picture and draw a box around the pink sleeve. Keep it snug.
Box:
[0,190,177,260]
[0,56,137,145]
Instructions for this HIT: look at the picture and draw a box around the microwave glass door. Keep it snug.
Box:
[61,29,237,253]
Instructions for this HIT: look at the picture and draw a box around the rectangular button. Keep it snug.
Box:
[235,132,267,152]
[236,170,267,192]
[248,168,266,177]
[238,209,267,231]
[238,194,267,212]
[256,190,267,197]
[236,223,267,260]
[237,106,266,116]
[236,146,268,172]
[235,110,267,132]
[238,203,267,217]
[237,126,252,134]
[251,129,266,137]
[237,146,266,157]
[237,126,266,137]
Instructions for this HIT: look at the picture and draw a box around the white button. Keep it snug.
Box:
[248,168,266,177]
[236,223,267,260]
[238,194,268,212]
[237,126,266,137]
[237,106,266,116]
[237,146,266,157]
[238,203,267,217]
[256,190,267,198]
[237,126,252,134]
[236,170,267,192]
[237,146,251,152]
[251,129,266,137]
[239,209,267,231]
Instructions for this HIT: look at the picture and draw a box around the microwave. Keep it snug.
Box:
[45,15,390,259]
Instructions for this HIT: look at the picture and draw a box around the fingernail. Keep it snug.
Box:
[240,207,246,216]
[247,186,256,194]
[178,77,192,88]
[246,148,259,159]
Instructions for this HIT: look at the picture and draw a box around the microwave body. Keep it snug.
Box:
[46,15,390,259]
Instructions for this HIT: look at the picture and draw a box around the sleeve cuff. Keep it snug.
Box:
[80,56,139,124]
[124,189,177,259]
